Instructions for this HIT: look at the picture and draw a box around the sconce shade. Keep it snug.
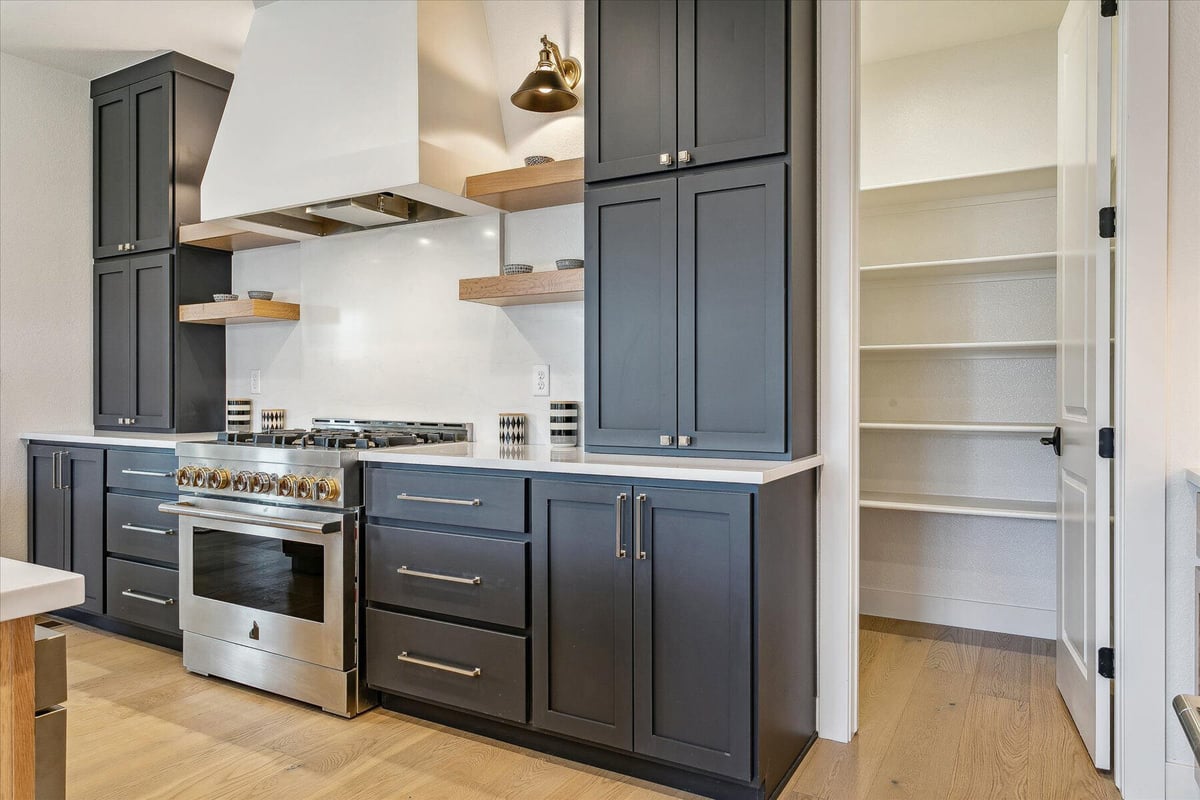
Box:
[511,38,581,113]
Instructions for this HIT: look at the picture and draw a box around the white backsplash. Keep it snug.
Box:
[226,204,584,446]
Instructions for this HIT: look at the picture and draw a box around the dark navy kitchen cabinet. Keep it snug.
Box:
[27,445,106,614]
[93,87,132,259]
[128,74,174,253]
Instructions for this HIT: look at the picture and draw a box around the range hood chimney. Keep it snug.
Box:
[200,0,509,237]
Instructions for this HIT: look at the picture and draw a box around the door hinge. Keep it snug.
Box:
[1099,206,1116,238]
[1101,0,1117,17]
[1099,427,1115,459]
[1098,646,1115,679]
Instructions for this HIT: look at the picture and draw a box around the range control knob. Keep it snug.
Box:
[192,468,212,488]
[296,476,316,500]
[277,474,298,497]
[251,472,274,494]
[206,468,231,490]
[176,466,196,488]
[315,477,341,502]
[232,471,253,492]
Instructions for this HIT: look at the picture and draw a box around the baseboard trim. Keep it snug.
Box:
[860,587,1054,639]
[1167,760,1200,799]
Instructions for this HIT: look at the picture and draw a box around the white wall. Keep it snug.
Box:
[860,28,1057,188]
[226,204,584,445]
[0,52,92,560]
[1165,0,1200,769]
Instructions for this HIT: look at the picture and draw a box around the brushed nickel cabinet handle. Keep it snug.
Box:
[59,451,70,490]
[397,651,481,678]
[615,492,628,559]
[659,152,673,166]
[122,589,174,606]
[397,566,481,586]
[659,434,673,446]
[635,493,647,560]
[678,149,692,163]
[397,493,481,507]
[679,435,692,447]
[51,451,60,490]
[121,468,176,478]
[121,523,175,536]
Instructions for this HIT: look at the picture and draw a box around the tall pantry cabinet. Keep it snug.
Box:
[91,53,233,433]
[584,0,816,460]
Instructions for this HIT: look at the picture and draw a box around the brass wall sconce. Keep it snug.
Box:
[511,35,582,113]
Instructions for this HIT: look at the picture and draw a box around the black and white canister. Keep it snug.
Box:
[549,401,579,448]
[499,413,526,445]
[226,398,252,433]
[261,408,286,431]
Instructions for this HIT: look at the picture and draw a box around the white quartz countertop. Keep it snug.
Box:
[22,430,217,449]
[0,558,85,622]
[1187,468,1200,490]
[359,443,823,484]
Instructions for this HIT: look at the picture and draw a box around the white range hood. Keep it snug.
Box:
[200,0,509,236]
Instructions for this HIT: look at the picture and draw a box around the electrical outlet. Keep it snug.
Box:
[250,370,262,395]
[532,364,549,396]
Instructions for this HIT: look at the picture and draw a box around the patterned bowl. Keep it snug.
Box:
[502,264,534,275]
[524,155,555,167]
[555,259,584,270]
[213,293,238,302]
[247,290,274,300]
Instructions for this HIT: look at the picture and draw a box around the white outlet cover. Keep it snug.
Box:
[533,364,549,396]
[250,369,262,395]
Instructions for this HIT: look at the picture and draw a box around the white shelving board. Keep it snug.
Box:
[860,165,1056,210]
[860,340,1056,357]
[860,491,1056,521]
[860,421,1055,434]
[861,251,1056,282]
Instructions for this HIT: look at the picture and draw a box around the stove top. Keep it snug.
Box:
[215,419,472,450]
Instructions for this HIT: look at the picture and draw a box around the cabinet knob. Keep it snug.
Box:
[128,243,135,251]
[677,150,692,164]
[117,244,125,251]
[679,435,692,447]
[658,434,673,446]
[659,153,673,166]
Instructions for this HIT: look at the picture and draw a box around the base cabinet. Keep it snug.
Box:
[27,445,105,614]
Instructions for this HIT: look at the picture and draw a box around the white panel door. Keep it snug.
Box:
[1055,0,1113,770]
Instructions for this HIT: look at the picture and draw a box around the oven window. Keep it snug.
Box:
[192,528,325,622]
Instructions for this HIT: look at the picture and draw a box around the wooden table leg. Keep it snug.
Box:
[0,616,36,800]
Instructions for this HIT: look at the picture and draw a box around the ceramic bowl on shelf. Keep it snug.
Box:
[502,264,534,276]
[524,155,555,167]
[247,290,274,300]
[555,259,584,270]
[213,293,238,302]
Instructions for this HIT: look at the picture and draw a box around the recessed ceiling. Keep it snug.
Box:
[0,0,254,78]
[860,0,1068,64]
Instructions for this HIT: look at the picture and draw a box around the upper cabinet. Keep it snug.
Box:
[585,0,787,183]
[91,54,233,260]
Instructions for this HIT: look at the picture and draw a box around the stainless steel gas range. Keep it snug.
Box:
[159,419,472,717]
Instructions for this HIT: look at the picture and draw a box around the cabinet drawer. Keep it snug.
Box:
[105,557,179,634]
[366,608,527,723]
[366,525,526,628]
[107,492,179,565]
[367,469,526,533]
[107,450,178,493]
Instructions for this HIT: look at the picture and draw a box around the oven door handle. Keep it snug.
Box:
[157,501,342,535]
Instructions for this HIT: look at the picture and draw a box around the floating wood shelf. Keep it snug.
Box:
[178,218,318,253]
[860,491,1056,521]
[860,165,1056,209]
[462,158,584,213]
[861,251,1056,282]
[459,270,584,307]
[860,340,1056,358]
[860,421,1055,434]
[179,299,300,325]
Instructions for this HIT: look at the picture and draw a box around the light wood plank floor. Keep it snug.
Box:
[54,616,1120,799]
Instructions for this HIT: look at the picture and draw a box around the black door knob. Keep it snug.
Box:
[1040,426,1062,457]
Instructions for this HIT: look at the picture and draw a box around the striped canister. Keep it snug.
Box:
[549,401,579,448]
[226,398,253,433]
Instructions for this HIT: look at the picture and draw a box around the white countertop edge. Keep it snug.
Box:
[0,558,86,622]
[1187,468,1200,490]
[360,447,824,485]
[22,430,217,449]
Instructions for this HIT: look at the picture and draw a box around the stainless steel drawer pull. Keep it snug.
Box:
[397,566,481,586]
[158,501,342,535]
[634,493,648,560]
[615,492,627,559]
[397,651,481,678]
[121,589,175,606]
[397,493,482,507]
[121,468,176,478]
[121,523,175,536]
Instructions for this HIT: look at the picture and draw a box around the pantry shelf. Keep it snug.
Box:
[860,491,1056,521]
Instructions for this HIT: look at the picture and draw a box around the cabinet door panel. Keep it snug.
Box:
[633,487,752,779]
[585,0,676,182]
[65,448,106,614]
[585,180,678,449]
[93,88,131,258]
[677,0,787,167]
[678,163,787,453]
[129,75,173,252]
[531,480,633,749]
[129,253,173,429]
[94,260,131,427]
[28,446,66,571]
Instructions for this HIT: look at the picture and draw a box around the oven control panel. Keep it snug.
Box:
[174,461,355,508]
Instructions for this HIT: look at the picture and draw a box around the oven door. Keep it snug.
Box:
[161,497,357,671]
